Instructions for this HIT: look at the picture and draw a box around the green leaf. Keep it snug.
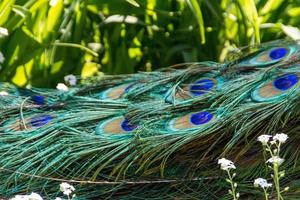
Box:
[186,0,205,44]
[236,0,260,44]
[0,0,16,26]
[51,42,99,57]
[46,0,64,37]
[0,28,43,81]
[126,0,140,7]
[287,7,300,17]
[5,7,28,32]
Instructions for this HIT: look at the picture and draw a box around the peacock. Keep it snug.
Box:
[1,39,300,199]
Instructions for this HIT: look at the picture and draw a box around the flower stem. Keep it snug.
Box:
[263,188,268,200]
[273,163,283,200]
[227,170,237,200]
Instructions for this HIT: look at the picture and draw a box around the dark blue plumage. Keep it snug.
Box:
[269,47,287,60]
[190,111,213,125]
[31,95,46,105]
[29,115,53,127]
[189,79,215,96]
[273,73,298,90]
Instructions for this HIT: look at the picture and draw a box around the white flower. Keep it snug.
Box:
[267,156,284,165]
[10,195,28,200]
[10,193,43,200]
[64,74,77,86]
[272,133,288,144]
[257,135,272,145]
[0,91,9,96]
[60,182,75,196]
[0,52,5,63]
[0,27,9,37]
[28,193,43,200]
[54,198,62,200]
[254,178,272,188]
[10,195,29,200]
[218,158,236,170]
[56,83,69,91]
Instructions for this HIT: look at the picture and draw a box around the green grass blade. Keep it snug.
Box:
[126,0,140,7]
[0,0,16,26]
[186,0,206,44]
[51,42,99,57]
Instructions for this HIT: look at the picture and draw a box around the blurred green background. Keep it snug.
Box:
[1,0,300,87]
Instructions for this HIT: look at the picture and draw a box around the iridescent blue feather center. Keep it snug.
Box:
[121,119,138,131]
[190,79,214,96]
[31,95,45,105]
[269,48,287,60]
[273,74,298,91]
[30,115,53,127]
[190,111,213,125]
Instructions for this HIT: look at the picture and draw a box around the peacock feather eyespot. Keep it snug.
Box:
[99,83,136,100]
[167,111,215,131]
[190,111,214,125]
[4,114,54,132]
[29,115,53,127]
[239,46,295,67]
[189,79,215,96]
[269,48,287,60]
[95,116,138,137]
[255,47,290,63]
[273,74,299,91]
[121,118,138,131]
[31,95,45,105]
[124,83,136,93]
[251,73,300,102]
[167,77,217,103]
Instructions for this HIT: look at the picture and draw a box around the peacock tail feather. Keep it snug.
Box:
[1,40,300,199]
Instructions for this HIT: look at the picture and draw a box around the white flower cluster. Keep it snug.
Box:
[218,158,236,170]
[60,182,75,196]
[257,133,288,166]
[257,133,288,145]
[272,133,288,143]
[10,192,43,200]
[266,156,284,166]
[257,135,272,145]
[56,83,69,91]
[254,178,272,188]
[64,74,77,86]
[255,133,289,198]
[217,158,239,199]
[9,182,76,200]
